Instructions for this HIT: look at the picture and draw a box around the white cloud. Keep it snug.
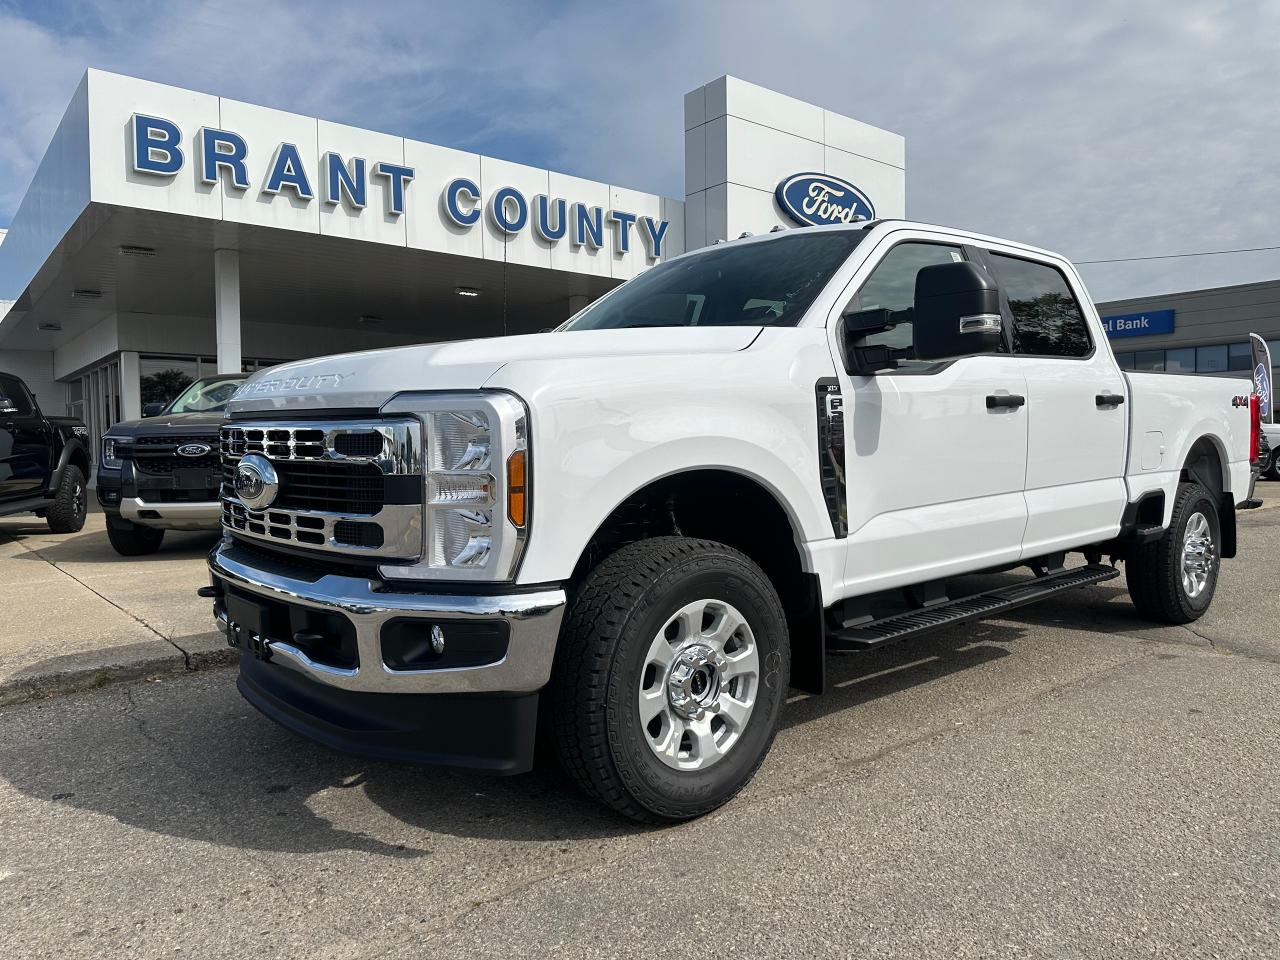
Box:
[1,0,1278,300]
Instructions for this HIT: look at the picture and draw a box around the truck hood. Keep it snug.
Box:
[104,410,227,438]
[227,326,762,415]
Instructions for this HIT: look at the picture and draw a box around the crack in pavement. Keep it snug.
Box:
[4,530,197,668]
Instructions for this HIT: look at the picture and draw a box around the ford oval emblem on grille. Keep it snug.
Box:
[176,442,211,457]
[233,454,279,510]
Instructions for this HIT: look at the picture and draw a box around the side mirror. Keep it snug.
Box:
[913,261,1004,361]
[142,402,166,418]
[0,398,15,415]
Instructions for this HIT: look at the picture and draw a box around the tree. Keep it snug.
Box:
[140,369,194,408]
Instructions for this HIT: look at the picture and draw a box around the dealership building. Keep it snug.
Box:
[1096,283,1280,378]
[0,70,906,445]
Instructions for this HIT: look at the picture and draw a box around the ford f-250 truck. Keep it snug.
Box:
[203,220,1260,823]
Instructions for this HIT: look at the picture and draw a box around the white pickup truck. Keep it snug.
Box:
[205,220,1261,822]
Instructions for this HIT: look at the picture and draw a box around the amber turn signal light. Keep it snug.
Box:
[507,450,526,527]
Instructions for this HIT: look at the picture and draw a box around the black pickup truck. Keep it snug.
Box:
[0,372,91,533]
[97,373,245,555]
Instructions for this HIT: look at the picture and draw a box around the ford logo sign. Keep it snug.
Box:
[775,173,875,228]
[233,454,279,511]
[176,442,211,458]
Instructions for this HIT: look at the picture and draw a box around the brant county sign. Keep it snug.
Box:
[775,173,875,227]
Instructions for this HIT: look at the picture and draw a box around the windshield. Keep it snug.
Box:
[166,377,246,414]
[562,229,866,331]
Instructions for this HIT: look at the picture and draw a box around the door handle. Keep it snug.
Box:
[986,394,1026,409]
[1095,393,1125,407]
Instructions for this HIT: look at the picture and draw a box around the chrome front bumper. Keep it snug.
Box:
[208,540,566,695]
[121,497,222,529]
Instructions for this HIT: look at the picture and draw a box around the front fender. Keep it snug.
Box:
[490,331,839,586]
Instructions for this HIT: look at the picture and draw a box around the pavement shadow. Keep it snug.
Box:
[0,523,218,562]
[0,672,636,856]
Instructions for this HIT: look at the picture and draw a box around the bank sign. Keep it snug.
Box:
[1100,309,1176,339]
[129,114,670,260]
[775,173,875,227]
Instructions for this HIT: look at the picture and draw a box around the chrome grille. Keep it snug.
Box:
[220,418,423,559]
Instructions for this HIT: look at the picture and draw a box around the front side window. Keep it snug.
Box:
[988,253,1092,358]
[166,377,246,414]
[562,231,866,331]
[844,241,967,370]
[0,376,33,416]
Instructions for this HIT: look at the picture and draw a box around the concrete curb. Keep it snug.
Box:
[0,634,237,709]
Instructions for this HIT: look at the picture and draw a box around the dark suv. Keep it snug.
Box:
[0,372,91,532]
[97,374,245,555]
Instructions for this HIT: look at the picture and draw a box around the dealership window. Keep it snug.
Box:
[1196,344,1229,373]
[1267,340,1280,367]
[1114,351,1135,370]
[1133,350,1165,371]
[987,254,1092,358]
[1228,342,1253,371]
[140,356,201,407]
[1165,347,1195,373]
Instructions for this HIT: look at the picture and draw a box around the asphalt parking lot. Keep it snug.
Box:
[1,495,1278,958]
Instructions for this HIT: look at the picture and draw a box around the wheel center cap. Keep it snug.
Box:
[666,643,726,721]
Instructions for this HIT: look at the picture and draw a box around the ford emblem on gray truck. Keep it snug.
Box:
[202,220,1261,822]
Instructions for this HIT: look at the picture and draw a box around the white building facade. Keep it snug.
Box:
[0,70,905,446]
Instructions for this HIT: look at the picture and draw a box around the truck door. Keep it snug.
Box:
[981,252,1127,555]
[834,239,1030,596]
[0,376,49,501]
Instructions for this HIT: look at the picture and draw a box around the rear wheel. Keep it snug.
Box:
[1265,450,1280,481]
[1127,481,1220,624]
[46,465,87,534]
[550,536,789,822]
[106,516,165,556]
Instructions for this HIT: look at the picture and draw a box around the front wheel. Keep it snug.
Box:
[105,516,165,556]
[550,537,790,823]
[1127,481,1221,624]
[46,465,87,533]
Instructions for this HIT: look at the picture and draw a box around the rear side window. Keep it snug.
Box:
[987,254,1093,358]
[0,376,33,416]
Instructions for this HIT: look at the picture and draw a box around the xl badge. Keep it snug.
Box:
[233,454,279,510]
[177,442,211,457]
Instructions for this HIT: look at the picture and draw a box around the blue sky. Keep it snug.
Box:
[2,0,1279,300]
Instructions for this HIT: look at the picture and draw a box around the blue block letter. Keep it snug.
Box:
[199,127,249,189]
[641,217,670,259]
[534,195,566,241]
[489,187,528,235]
[573,203,603,249]
[132,114,184,176]
[373,162,415,216]
[444,178,481,226]
[323,153,367,208]
[264,143,314,200]
[608,210,637,254]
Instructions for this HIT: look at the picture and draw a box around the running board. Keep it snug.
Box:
[827,564,1119,653]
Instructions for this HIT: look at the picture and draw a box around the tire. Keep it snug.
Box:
[1127,481,1221,624]
[1265,450,1280,481]
[550,536,790,823]
[45,464,88,534]
[105,516,165,556]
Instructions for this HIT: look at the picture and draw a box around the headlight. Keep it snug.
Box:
[380,392,529,581]
[100,436,125,469]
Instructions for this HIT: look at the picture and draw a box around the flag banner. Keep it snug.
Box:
[1251,333,1274,423]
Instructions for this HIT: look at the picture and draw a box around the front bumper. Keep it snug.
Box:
[120,497,221,529]
[208,539,566,695]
